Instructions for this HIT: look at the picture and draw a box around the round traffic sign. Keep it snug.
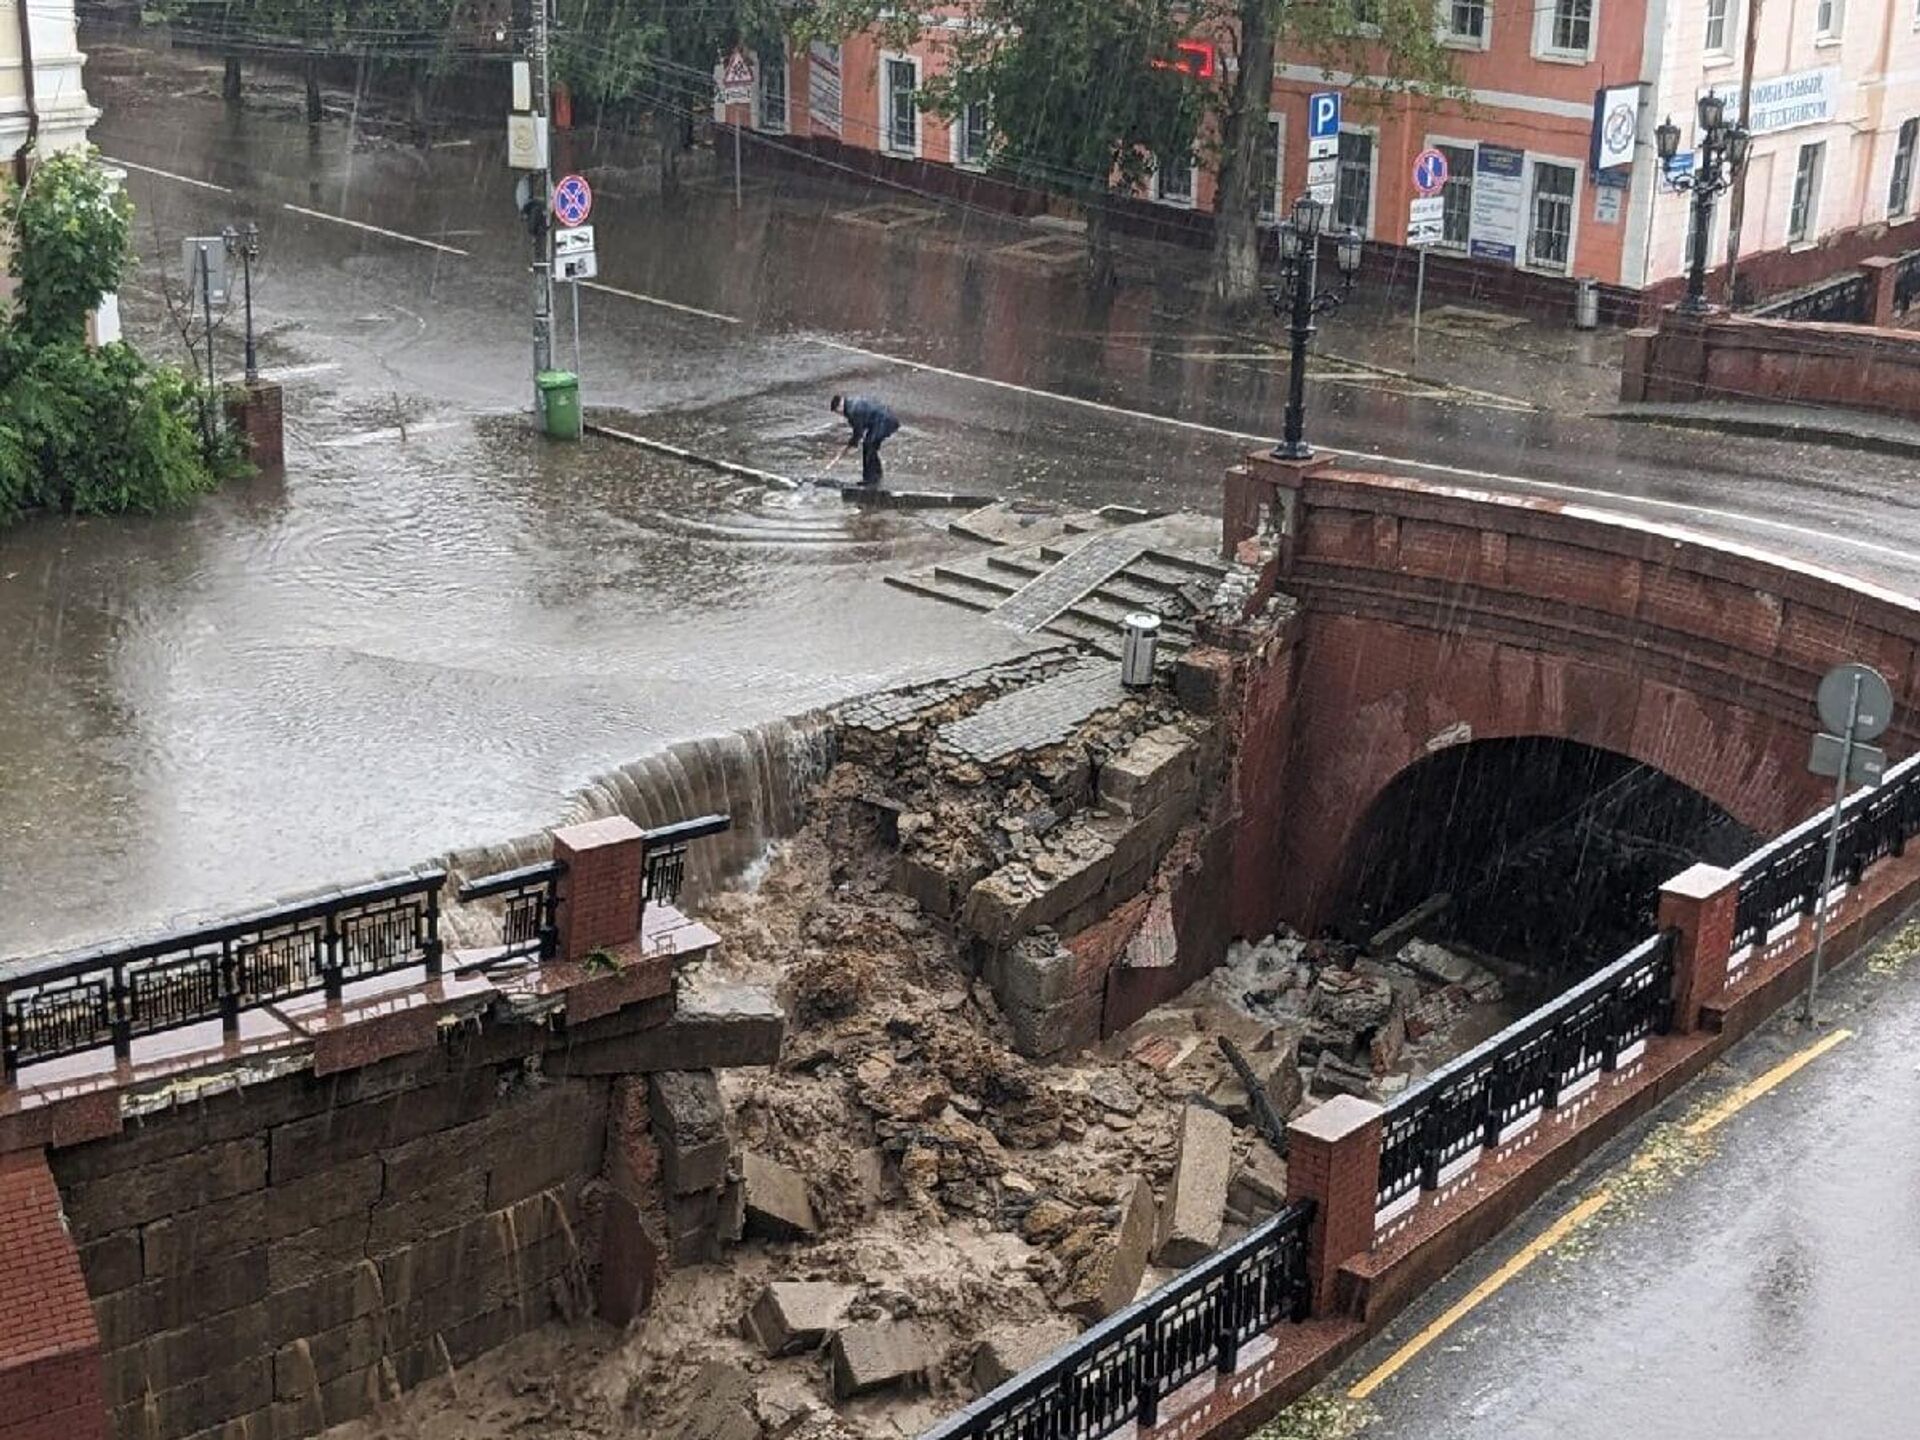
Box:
[552,174,593,228]
[1412,148,1450,197]
[1816,663,1894,741]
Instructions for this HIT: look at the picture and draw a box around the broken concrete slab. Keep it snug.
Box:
[1206,1030,1303,1126]
[1313,971,1395,1032]
[1156,1103,1232,1267]
[668,1362,762,1440]
[1058,1174,1156,1321]
[744,1281,857,1357]
[650,1071,732,1196]
[972,1318,1080,1393]
[1225,1142,1288,1222]
[1098,724,1205,818]
[1311,1051,1376,1101]
[962,829,1115,947]
[830,1320,940,1400]
[549,984,785,1076]
[742,1151,817,1241]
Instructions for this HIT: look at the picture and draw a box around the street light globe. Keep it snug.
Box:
[1655,115,1681,163]
[1335,228,1364,277]
[1290,193,1324,238]
[1277,223,1302,262]
[1697,90,1728,136]
[1727,126,1752,172]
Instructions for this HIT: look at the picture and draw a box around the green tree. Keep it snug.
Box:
[1208,0,1466,308]
[0,150,237,523]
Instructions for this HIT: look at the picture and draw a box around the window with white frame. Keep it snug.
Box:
[1536,0,1595,57]
[956,100,990,167]
[1335,130,1374,232]
[1893,118,1919,215]
[1444,0,1489,45]
[1259,118,1284,221]
[756,47,787,133]
[1816,0,1843,39]
[1789,141,1825,242]
[1154,150,1196,206]
[1526,161,1576,271]
[882,57,919,154]
[1704,0,1730,53]
[1438,142,1475,247]
[1347,0,1381,27]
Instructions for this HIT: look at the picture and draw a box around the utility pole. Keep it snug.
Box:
[530,0,554,402]
[1723,0,1763,305]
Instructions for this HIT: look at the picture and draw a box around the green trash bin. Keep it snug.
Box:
[537,370,582,440]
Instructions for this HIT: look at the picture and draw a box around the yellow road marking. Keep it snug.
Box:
[1347,1027,1854,1401]
[1682,1028,1852,1138]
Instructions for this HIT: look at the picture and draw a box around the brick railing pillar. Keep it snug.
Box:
[1620,327,1656,402]
[223,380,285,469]
[0,1150,105,1440]
[552,817,646,964]
[1658,862,1740,1033]
[1284,1094,1382,1317]
[1863,256,1899,329]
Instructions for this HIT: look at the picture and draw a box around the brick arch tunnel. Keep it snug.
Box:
[1325,735,1760,988]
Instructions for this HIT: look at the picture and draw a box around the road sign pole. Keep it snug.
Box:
[734,117,742,211]
[572,277,581,380]
[1412,249,1426,370]
[530,0,553,413]
[1804,671,1862,1025]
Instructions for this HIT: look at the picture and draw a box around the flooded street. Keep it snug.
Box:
[10,33,1920,956]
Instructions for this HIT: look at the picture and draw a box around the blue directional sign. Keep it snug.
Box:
[551,173,593,228]
[1309,91,1341,142]
[1412,148,1450,196]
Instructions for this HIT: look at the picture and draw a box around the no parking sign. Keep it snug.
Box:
[551,174,593,228]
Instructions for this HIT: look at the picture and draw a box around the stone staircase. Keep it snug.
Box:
[888,506,1228,660]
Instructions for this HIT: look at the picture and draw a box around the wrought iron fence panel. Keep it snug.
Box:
[0,871,446,1081]
[456,860,562,963]
[1896,249,1920,316]
[1753,272,1869,324]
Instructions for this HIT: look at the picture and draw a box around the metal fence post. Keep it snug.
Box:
[219,937,240,1035]
[1135,1315,1160,1428]
[423,883,444,979]
[322,912,343,1002]
[110,962,132,1063]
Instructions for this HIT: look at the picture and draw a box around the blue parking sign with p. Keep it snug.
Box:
[1309,91,1341,141]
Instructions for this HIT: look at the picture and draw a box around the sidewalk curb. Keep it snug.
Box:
[1592,405,1920,459]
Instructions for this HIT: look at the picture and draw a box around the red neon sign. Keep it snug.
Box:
[1150,39,1218,79]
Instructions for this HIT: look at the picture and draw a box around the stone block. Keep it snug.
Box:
[896,850,989,920]
[742,1152,817,1241]
[93,1255,270,1350]
[1156,1103,1232,1267]
[64,1136,268,1234]
[971,1319,1078,1393]
[109,1357,272,1440]
[142,1190,269,1276]
[1226,1143,1289,1222]
[366,1165,487,1249]
[830,1320,940,1400]
[78,1231,144,1295]
[984,940,1095,1012]
[1173,649,1234,715]
[548,985,785,1075]
[650,1071,732,1196]
[667,1362,762,1440]
[1059,1174,1156,1321]
[268,1212,372,1292]
[267,1265,384,1342]
[598,1191,664,1327]
[744,1281,857,1357]
[1205,1031,1304,1129]
[1004,989,1105,1060]
[962,830,1115,948]
[268,1067,500,1183]
[265,1156,383,1241]
[1099,725,1202,818]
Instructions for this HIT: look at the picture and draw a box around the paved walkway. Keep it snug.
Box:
[938,659,1128,763]
[1307,924,1920,1440]
[1600,400,1920,457]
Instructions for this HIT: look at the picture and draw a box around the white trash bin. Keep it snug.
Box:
[1121,613,1161,688]
[1575,277,1600,331]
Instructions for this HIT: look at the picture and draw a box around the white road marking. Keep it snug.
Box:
[105,157,232,193]
[226,362,340,383]
[280,204,470,256]
[318,421,460,449]
[580,282,741,325]
[807,335,1920,573]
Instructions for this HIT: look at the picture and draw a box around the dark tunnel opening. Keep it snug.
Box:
[1330,737,1760,994]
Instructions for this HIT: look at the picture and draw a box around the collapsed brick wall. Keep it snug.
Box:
[49,1048,611,1440]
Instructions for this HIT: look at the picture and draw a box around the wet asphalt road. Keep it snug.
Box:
[6,38,1920,956]
[1313,945,1920,1439]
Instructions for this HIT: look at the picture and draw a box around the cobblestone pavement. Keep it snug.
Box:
[938,660,1130,763]
[993,533,1150,632]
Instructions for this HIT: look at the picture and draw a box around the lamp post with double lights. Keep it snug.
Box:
[221,223,261,384]
[1263,194,1365,460]
[1656,93,1751,314]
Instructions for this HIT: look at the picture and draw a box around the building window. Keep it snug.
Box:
[1335,130,1374,233]
[756,47,787,134]
[1537,0,1595,56]
[1439,142,1475,248]
[1892,119,1919,216]
[1445,0,1489,44]
[883,57,919,155]
[1346,0,1381,27]
[1154,151,1196,206]
[1790,141,1825,242]
[1816,0,1842,38]
[956,100,990,167]
[1527,161,1576,271]
[1259,118,1284,222]
[1705,0,1730,52]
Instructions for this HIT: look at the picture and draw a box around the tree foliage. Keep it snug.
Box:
[0,150,237,524]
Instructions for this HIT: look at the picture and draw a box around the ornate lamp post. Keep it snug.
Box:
[1264,194,1365,460]
[1656,94,1751,314]
[222,223,261,384]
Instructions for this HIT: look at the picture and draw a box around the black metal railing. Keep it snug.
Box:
[1751,271,1870,325]
[0,871,445,1083]
[1731,751,1920,952]
[1895,249,1920,318]
[922,1199,1314,1440]
[455,860,563,962]
[641,814,731,915]
[1375,930,1675,1212]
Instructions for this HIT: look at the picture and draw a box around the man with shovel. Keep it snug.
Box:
[830,394,900,488]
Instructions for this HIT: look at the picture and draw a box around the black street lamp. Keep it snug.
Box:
[1264,194,1365,460]
[1656,94,1751,314]
[222,222,261,384]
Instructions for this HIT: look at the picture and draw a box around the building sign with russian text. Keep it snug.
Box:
[1705,67,1842,136]
[809,41,842,136]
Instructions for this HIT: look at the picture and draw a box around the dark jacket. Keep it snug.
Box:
[842,397,900,447]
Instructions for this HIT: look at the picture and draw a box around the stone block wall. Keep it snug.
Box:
[49,1048,610,1440]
